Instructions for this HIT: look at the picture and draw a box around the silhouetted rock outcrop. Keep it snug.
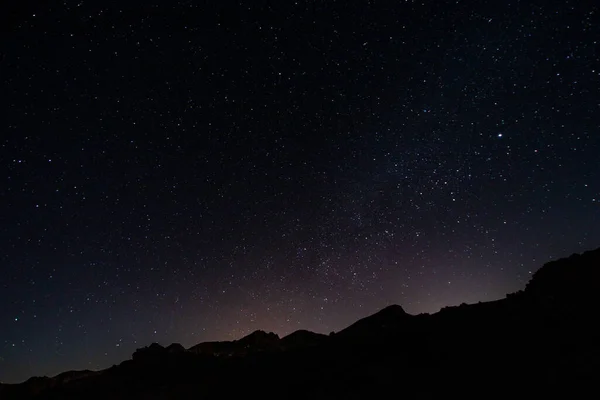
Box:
[132,343,166,361]
[236,330,280,350]
[525,247,600,317]
[280,330,328,350]
[188,330,280,357]
[337,304,412,339]
[166,343,185,354]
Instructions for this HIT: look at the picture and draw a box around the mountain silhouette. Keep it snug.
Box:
[188,330,280,357]
[280,330,328,350]
[337,304,411,339]
[1,247,599,398]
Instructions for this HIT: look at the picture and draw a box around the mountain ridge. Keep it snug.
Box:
[2,247,599,398]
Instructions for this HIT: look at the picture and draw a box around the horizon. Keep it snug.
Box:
[2,245,597,385]
[0,275,543,384]
[2,1,599,385]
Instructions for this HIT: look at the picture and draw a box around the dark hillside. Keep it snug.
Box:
[2,248,598,399]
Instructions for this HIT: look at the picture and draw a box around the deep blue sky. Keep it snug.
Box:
[1,0,599,383]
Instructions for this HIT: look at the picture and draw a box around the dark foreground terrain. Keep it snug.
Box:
[2,247,599,398]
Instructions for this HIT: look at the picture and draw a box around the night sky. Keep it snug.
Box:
[1,0,599,383]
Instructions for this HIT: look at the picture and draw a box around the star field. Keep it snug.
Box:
[1,0,599,383]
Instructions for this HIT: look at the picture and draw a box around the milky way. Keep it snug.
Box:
[1,0,599,383]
